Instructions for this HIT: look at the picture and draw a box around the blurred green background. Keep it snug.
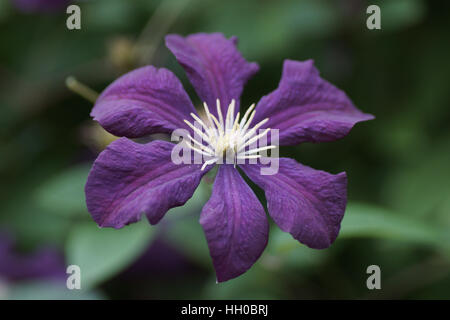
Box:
[0,0,449,299]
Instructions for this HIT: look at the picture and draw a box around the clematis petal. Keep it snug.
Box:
[165,33,259,116]
[0,233,65,282]
[200,165,269,282]
[91,66,196,138]
[241,158,347,249]
[13,0,69,13]
[253,59,374,146]
[85,138,210,228]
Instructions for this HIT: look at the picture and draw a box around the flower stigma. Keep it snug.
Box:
[183,99,275,170]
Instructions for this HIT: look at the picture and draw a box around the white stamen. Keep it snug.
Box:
[201,158,218,170]
[216,99,224,130]
[241,108,257,135]
[187,135,215,154]
[243,145,276,155]
[187,144,214,157]
[189,113,209,132]
[236,154,261,160]
[184,100,274,170]
[241,118,269,142]
[239,103,255,130]
[238,127,271,152]
[183,119,211,144]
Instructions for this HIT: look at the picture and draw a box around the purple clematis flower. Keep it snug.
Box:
[85,33,374,282]
[0,232,66,283]
[12,0,70,13]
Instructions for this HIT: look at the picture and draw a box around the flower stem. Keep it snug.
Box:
[65,76,99,103]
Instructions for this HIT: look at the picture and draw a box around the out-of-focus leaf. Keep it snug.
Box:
[341,203,440,246]
[202,268,282,300]
[383,140,450,224]
[262,227,327,271]
[198,0,338,60]
[83,0,142,31]
[5,281,105,300]
[164,179,210,218]
[0,0,11,22]
[0,159,75,248]
[66,220,155,289]
[0,199,71,248]
[165,183,210,267]
[34,164,90,217]
[167,215,210,267]
[377,0,426,31]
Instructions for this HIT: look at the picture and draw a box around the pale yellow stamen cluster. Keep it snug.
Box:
[183,99,275,170]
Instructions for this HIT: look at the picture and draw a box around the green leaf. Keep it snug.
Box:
[0,0,11,23]
[168,215,210,267]
[202,268,281,300]
[5,281,105,300]
[0,199,71,248]
[383,140,450,223]
[377,0,426,31]
[165,183,211,267]
[262,227,327,271]
[165,179,210,218]
[66,220,155,289]
[83,0,140,31]
[34,164,90,217]
[200,0,338,60]
[341,203,440,246]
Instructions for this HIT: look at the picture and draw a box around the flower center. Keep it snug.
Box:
[183,99,275,170]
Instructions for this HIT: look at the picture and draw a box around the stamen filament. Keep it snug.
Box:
[236,154,261,160]
[183,119,211,144]
[209,114,223,136]
[203,102,216,130]
[187,135,215,154]
[243,145,276,155]
[201,158,218,170]
[239,103,255,130]
[216,99,224,130]
[189,113,214,137]
[225,99,235,131]
[183,100,274,169]
[241,118,269,142]
[241,109,257,134]
[238,127,271,152]
[186,144,214,157]
[232,112,240,132]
